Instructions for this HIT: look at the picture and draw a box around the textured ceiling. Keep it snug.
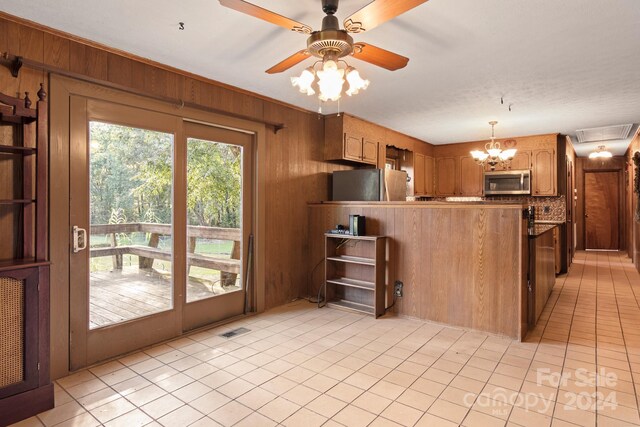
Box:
[1,0,639,155]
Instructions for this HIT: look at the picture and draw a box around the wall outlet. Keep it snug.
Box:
[394,281,403,297]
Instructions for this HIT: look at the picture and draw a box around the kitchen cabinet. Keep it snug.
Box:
[436,157,457,196]
[414,153,425,195]
[459,155,483,196]
[425,156,435,196]
[435,156,482,196]
[413,154,435,196]
[325,114,380,165]
[532,148,556,196]
[485,150,531,172]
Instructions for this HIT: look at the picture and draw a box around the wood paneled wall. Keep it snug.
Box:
[308,203,528,339]
[575,157,625,251]
[0,13,354,378]
[625,130,640,269]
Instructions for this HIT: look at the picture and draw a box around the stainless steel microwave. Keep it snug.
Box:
[484,170,531,195]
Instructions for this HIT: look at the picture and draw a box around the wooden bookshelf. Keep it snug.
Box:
[324,234,386,317]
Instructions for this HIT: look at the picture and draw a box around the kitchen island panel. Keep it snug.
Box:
[308,203,528,339]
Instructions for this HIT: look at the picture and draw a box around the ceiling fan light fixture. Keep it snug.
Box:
[345,66,369,96]
[291,67,316,96]
[317,58,345,101]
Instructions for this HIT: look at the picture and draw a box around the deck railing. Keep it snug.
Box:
[89,222,241,286]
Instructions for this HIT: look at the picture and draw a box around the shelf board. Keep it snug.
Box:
[0,199,35,204]
[0,258,50,272]
[325,233,385,241]
[327,299,374,315]
[0,145,36,155]
[326,255,375,266]
[327,277,375,291]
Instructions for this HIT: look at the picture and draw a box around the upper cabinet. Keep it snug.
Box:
[414,153,435,196]
[532,148,556,196]
[435,155,482,196]
[485,150,531,172]
[325,114,381,165]
[438,133,563,198]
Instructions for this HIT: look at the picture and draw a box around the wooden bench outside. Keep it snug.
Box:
[90,246,241,275]
[89,223,242,285]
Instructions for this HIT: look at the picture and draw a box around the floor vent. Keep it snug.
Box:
[220,327,250,338]
[575,124,633,143]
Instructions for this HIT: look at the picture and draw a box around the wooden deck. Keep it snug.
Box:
[89,267,240,329]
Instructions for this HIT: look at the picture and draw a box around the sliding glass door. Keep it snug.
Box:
[69,98,253,369]
[182,122,253,330]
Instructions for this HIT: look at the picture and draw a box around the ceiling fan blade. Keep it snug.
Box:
[343,0,429,33]
[219,0,312,34]
[266,50,311,74]
[352,43,409,71]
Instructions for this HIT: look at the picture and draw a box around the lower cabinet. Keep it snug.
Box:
[0,264,54,426]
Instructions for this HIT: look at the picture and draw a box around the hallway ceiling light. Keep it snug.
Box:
[588,145,613,159]
[470,121,517,170]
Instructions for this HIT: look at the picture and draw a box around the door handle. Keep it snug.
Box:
[584,214,589,218]
[73,226,87,253]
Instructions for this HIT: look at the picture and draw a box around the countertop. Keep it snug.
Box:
[529,223,558,237]
[311,201,527,208]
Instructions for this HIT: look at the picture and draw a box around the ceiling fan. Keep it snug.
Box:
[219,0,429,101]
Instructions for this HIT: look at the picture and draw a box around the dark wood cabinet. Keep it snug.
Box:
[0,87,53,426]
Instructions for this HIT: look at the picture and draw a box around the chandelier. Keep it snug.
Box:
[589,145,613,159]
[291,53,369,102]
[470,121,517,170]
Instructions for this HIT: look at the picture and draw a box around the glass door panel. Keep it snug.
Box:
[88,121,174,328]
[186,137,243,302]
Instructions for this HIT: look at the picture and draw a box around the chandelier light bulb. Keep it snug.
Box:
[291,67,316,96]
[317,59,345,102]
[345,66,370,96]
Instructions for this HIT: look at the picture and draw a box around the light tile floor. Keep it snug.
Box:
[10,250,640,426]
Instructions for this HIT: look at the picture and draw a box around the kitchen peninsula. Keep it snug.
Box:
[308,201,535,340]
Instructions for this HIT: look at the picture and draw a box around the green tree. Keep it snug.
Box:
[89,122,241,229]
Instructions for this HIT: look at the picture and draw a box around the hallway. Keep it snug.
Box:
[10,251,640,427]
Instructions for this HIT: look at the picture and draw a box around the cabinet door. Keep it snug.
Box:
[343,133,363,161]
[509,151,531,170]
[459,155,484,196]
[362,138,378,165]
[436,157,457,196]
[414,153,425,195]
[424,156,435,196]
[532,149,556,196]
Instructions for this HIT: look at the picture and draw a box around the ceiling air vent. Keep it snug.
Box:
[575,124,633,143]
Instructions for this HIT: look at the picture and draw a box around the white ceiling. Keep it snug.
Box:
[2,0,640,155]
